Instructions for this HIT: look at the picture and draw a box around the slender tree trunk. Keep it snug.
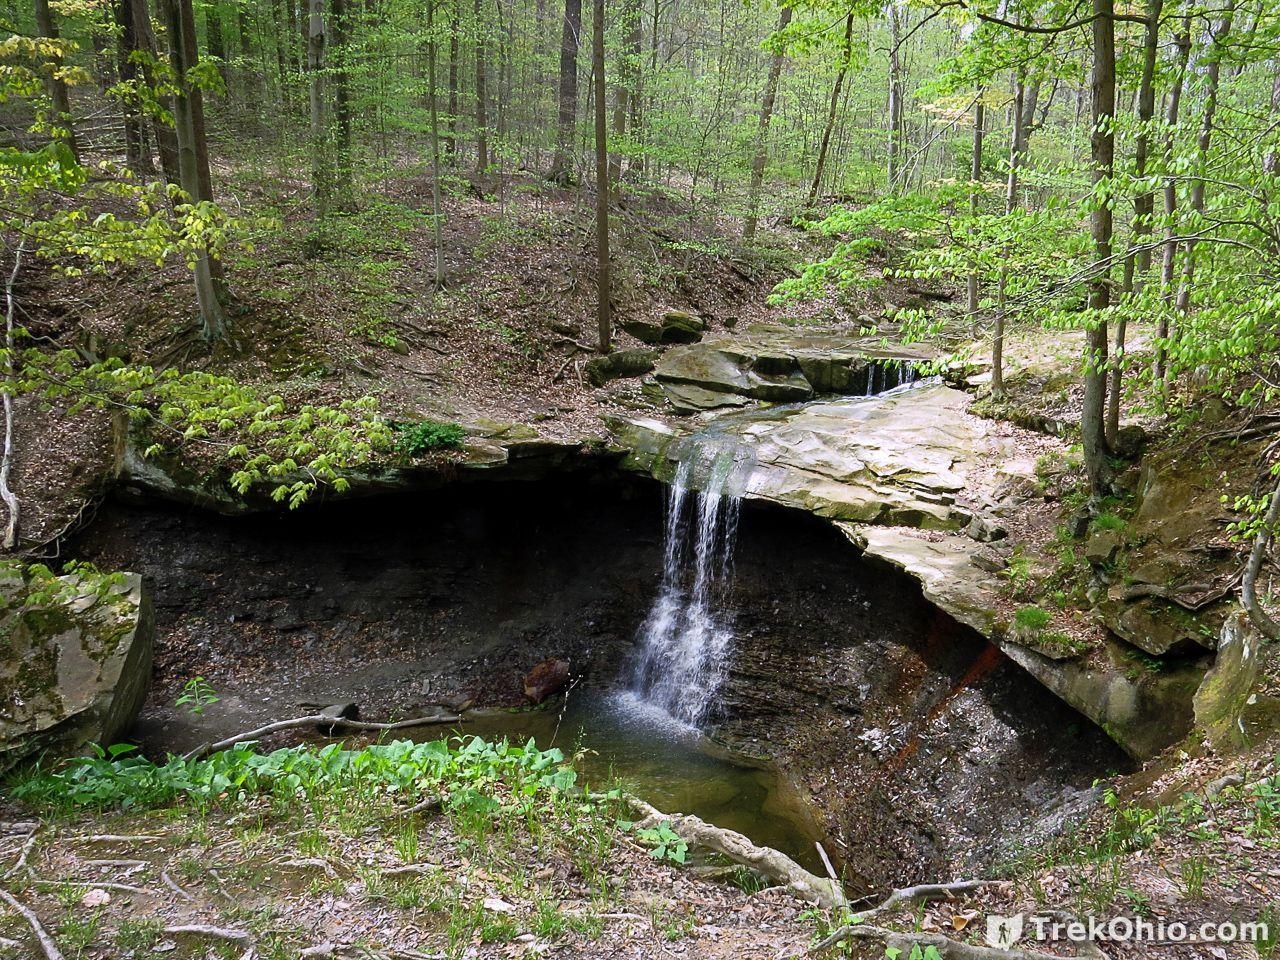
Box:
[34,0,80,160]
[131,0,181,184]
[549,0,582,183]
[474,0,489,172]
[446,2,460,161]
[1106,0,1163,445]
[1173,3,1235,316]
[307,0,330,215]
[743,6,792,243]
[886,1,904,189]
[1083,0,1116,497]
[331,0,353,200]
[115,0,152,174]
[805,11,855,211]
[965,92,985,316]
[161,0,229,340]
[993,76,1038,400]
[1154,18,1191,382]
[205,1,227,72]
[593,0,610,351]
[427,0,445,290]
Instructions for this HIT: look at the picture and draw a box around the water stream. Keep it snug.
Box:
[628,438,754,726]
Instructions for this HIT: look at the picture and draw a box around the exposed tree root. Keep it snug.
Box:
[0,886,65,960]
[182,712,462,761]
[623,795,847,910]
[852,880,1003,921]
[803,922,1075,960]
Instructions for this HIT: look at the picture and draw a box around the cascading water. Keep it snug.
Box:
[628,441,752,726]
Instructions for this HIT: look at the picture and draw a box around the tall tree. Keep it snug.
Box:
[549,0,582,183]
[743,5,792,243]
[307,0,330,214]
[34,0,80,160]
[1082,0,1116,496]
[805,11,856,212]
[593,0,610,351]
[474,0,490,172]
[160,0,230,339]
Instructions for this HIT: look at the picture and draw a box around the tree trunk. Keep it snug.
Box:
[1106,0,1163,445]
[331,0,353,198]
[307,0,330,215]
[446,1,460,161]
[34,0,80,160]
[1082,0,1115,497]
[965,92,985,316]
[549,0,582,183]
[427,0,445,290]
[886,1,904,189]
[205,1,227,72]
[131,0,181,184]
[993,75,1038,401]
[1173,3,1235,317]
[160,0,229,340]
[743,6,792,243]
[474,0,489,173]
[115,0,152,175]
[805,11,855,211]
[592,0,610,351]
[1154,18,1191,382]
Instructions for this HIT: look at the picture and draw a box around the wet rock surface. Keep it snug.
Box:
[71,476,1125,891]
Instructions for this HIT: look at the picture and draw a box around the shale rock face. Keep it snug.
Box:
[0,564,153,771]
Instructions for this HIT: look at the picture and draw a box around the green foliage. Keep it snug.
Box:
[174,676,220,716]
[1013,606,1052,630]
[395,420,467,457]
[632,821,688,864]
[12,736,581,816]
[13,354,395,508]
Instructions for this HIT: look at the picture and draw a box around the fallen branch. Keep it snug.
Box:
[1,241,25,549]
[182,713,462,761]
[160,870,193,901]
[0,886,65,960]
[852,880,1003,922]
[624,795,846,910]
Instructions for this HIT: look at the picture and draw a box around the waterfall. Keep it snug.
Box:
[629,444,749,726]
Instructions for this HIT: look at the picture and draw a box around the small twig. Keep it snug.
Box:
[0,886,65,960]
[77,835,163,844]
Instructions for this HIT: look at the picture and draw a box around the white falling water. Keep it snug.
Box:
[629,449,746,726]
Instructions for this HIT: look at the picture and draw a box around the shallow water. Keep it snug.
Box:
[421,690,828,873]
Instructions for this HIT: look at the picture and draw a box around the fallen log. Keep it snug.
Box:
[182,712,461,761]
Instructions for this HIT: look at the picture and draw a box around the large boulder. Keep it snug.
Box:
[585,348,658,387]
[0,563,153,772]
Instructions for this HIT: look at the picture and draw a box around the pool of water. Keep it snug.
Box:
[413,690,828,873]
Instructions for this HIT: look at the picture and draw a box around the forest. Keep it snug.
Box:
[2,0,1280,955]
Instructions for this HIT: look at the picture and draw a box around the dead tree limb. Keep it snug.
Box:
[2,241,26,550]
[624,795,846,910]
[853,880,1002,921]
[0,886,66,960]
[182,712,461,761]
